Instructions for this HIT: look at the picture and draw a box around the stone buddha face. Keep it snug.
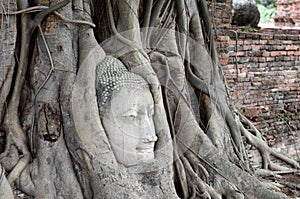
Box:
[101,87,157,167]
[97,56,157,167]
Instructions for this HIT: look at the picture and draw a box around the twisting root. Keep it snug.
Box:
[1,0,32,184]
[105,0,148,59]
[0,0,71,184]
[236,111,300,171]
[181,155,212,199]
[0,5,95,27]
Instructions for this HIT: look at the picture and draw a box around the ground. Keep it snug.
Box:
[247,131,300,198]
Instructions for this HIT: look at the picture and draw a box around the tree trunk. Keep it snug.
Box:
[0,0,298,198]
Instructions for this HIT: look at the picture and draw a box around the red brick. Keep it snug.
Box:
[220,53,229,59]
[283,40,293,44]
[227,64,235,69]
[266,57,275,62]
[250,57,259,62]
[243,40,251,45]
[276,45,285,50]
[295,51,300,56]
[286,35,298,41]
[261,34,274,40]
[262,51,270,57]
[286,45,299,51]
[243,46,251,50]
[259,63,268,68]
[220,59,228,65]
[252,45,260,51]
[270,51,282,56]
[229,51,243,57]
[268,40,281,45]
[217,36,230,41]
[259,40,268,45]
[216,42,228,48]
[258,57,266,62]
[274,34,286,40]
[280,51,287,55]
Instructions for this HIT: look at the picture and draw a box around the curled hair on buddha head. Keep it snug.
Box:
[96,56,149,115]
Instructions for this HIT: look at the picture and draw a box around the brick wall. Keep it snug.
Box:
[207,0,300,144]
[216,29,300,144]
[207,0,233,29]
[273,0,300,27]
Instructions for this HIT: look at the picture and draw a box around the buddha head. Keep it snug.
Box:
[96,56,158,167]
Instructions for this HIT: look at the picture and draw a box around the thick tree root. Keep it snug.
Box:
[237,111,300,171]
[0,126,30,184]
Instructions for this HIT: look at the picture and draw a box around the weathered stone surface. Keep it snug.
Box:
[232,0,260,27]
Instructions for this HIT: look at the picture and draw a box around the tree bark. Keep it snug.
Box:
[0,0,298,198]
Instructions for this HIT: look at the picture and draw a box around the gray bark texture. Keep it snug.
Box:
[0,0,298,198]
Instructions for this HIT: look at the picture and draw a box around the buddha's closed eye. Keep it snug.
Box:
[123,110,138,121]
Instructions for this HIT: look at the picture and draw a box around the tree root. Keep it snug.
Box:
[237,111,300,171]
[0,0,71,185]
[0,164,14,199]
[0,127,30,184]
[181,155,222,199]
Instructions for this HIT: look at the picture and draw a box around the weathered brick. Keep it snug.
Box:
[286,45,299,51]
[260,34,274,40]
[294,51,300,56]
[268,40,281,45]
[259,40,268,45]
[249,57,259,62]
[276,45,285,50]
[243,40,252,45]
[262,51,270,57]
[270,51,282,56]
[219,59,228,65]
[266,57,275,62]
[274,34,287,40]
[258,57,266,62]
[286,35,299,40]
[217,36,230,41]
[243,45,251,50]
[252,45,260,51]
[259,63,268,68]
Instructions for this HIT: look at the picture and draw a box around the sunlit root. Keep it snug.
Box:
[237,112,300,171]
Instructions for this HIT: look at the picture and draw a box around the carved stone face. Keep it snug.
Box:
[102,87,157,167]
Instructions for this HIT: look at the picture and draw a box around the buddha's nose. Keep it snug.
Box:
[140,114,157,142]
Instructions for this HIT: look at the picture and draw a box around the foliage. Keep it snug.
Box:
[256,0,277,7]
[257,4,276,22]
